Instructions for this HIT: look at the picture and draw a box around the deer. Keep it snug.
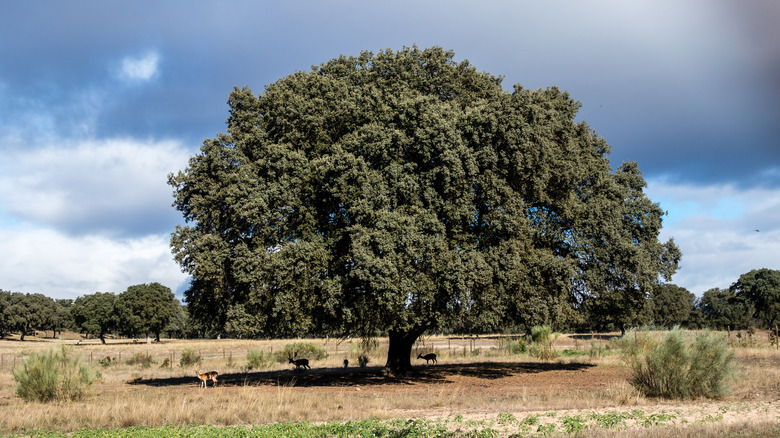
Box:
[417,353,437,365]
[195,370,219,388]
[288,352,310,370]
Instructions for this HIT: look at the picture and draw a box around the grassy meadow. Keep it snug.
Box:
[0,331,778,437]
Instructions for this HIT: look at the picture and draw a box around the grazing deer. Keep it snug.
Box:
[195,370,219,388]
[288,353,310,370]
[417,353,437,365]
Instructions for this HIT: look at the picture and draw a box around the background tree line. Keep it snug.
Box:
[569,268,780,333]
[0,282,192,342]
[1,267,777,342]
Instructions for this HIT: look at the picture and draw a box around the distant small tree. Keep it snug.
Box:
[3,293,56,340]
[731,268,780,329]
[72,292,117,344]
[115,283,177,342]
[651,283,695,328]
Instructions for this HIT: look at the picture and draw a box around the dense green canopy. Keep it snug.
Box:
[115,283,177,342]
[170,46,680,371]
[731,268,780,328]
[72,292,118,344]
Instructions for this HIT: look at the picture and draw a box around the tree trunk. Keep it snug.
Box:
[99,333,106,344]
[384,329,421,375]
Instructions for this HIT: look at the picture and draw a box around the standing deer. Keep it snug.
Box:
[195,370,219,388]
[288,353,310,370]
[417,353,437,365]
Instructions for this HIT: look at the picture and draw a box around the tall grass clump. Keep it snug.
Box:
[127,352,155,368]
[529,325,558,361]
[13,346,99,403]
[620,329,734,399]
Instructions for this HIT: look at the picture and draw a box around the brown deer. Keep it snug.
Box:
[288,353,310,370]
[417,353,437,364]
[195,370,219,388]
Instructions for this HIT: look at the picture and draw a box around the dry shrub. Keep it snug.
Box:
[126,352,155,368]
[621,330,734,399]
[529,325,558,361]
[179,348,201,367]
[13,346,99,403]
[603,381,644,406]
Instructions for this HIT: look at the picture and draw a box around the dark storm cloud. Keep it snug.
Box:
[4,1,777,187]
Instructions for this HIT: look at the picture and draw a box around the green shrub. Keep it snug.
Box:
[508,339,527,355]
[621,329,734,399]
[179,348,201,367]
[273,342,328,363]
[529,325,558,361]
[13,346,99,403]
[246,349,273,370]
[358,354,370,368]
[127,352,155,368]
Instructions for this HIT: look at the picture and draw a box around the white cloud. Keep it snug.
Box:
[0,137,193,299]
[0,138,192,236]
[118,51,160,82]
[0,224,189,299]
[647,179,780,295]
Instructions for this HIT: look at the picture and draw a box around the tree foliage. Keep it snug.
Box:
[0,291,57,341]
[731,268,780,329]
[698,287,753,330]
[650,283,695,328]
[115,283,177,342]
[169,46,679,371]
[71,292,117,344]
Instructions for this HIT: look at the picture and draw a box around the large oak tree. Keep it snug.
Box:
[170,47,679,372]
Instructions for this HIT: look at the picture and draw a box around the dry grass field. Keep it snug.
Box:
[0,331,778,436]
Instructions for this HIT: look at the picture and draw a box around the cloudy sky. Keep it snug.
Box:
[1,1,778,300]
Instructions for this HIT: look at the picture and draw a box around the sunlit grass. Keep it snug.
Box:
[0,332,778,435]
